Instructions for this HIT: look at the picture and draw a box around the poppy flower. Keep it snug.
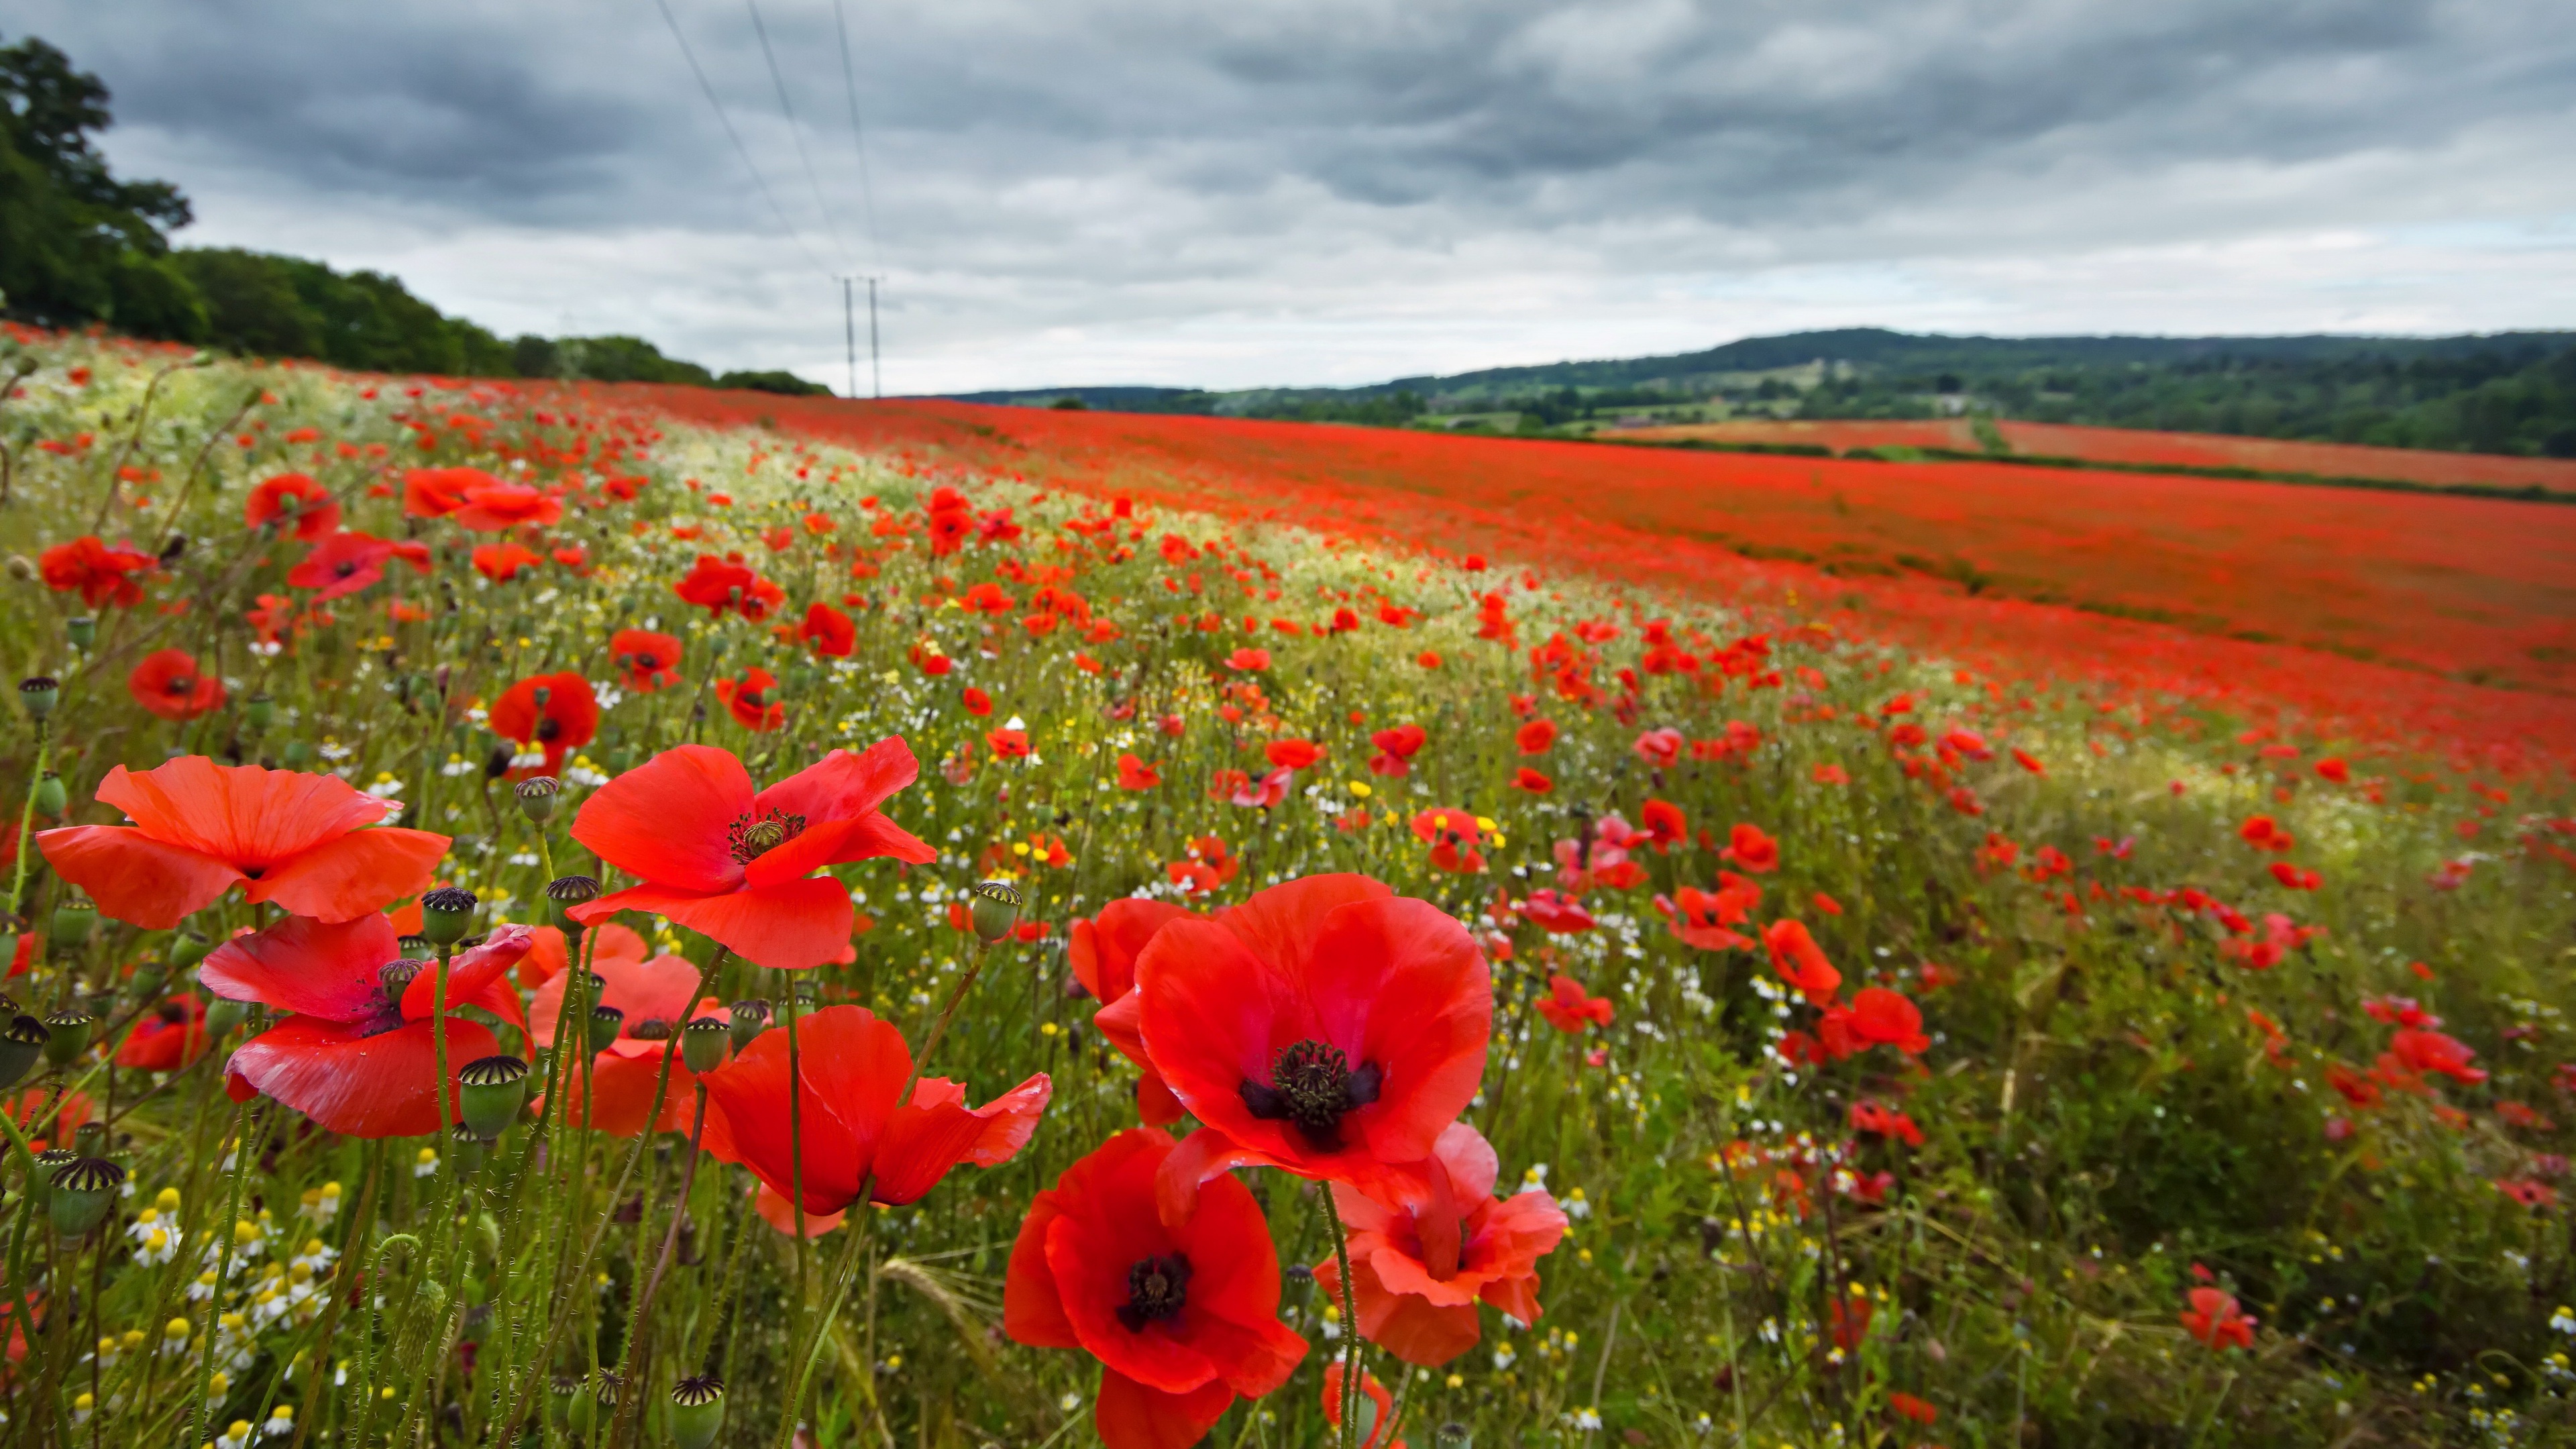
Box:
[1534,973,1612,1032]
[1633,728,1682,769]
[1519,890,1594,935]
[1319,1364,1402,1448]
[244,472,340,540]
[473,543,541,582]
[800,602,856,657]
[2388,1028,2487,1084]
[1514,719,1556,755]
[610,629,684,692]
[2239,815,2295,853]
[674,555,786,621]
[716,667,786,733]
[1004,1128,1305,1449]
[1077,900,1196,1126]
[1134,874,1491,1198]
[1409,809,1485,873]
[529,946,720,1135]
[1639,799,1685,851]
[2178,1287,2255,1350]
[1843,987,1930,1054]
[1721,823,1779,873]
[1265,739,1323,771]
[961,687,993,716]
[1226,767,1292,809]
[1762,919,1840,1006]
[202,914,533,1138]
[451,480,564,532]
[987,727,1031,758]
[490,672,599,774]
[39,535,156,609]
[1367,724,1426,778]
[402,466,490,519]
[1311,1122,1566,1368]
[126,649,226,722]
[519,918,648,987]
[286,531,429,603]
[9,1088,92,1152]
[1509,767,1552,794]
[2267,861,2323,890]
[1116,754,1161,791]
[1849,1099,1925,1146]
[2316,757,2351,784]
[699,1004,1048,1212]
[117,996,210,1071]
[1656,877,1758,951]
[1225,647,1271,672]
[568,741,934,971]
[40,757,449,929]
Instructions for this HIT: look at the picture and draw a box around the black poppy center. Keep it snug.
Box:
[1118,1253,1190,1331]
[1239,1038,1381,1152]
[633,652,660,671]
[167,675,195,695]
[727,807,807,863]
[334,559,360,578]
[536,716,562,741]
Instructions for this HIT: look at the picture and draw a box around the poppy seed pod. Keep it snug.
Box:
[727,999,770,1054]
[968,879,1022,944]
[49,1157,123,1238]
[567,1370,620,1437]
[243,694,274,731]
[203,997,248,1037]
[42,1008,92,1068]
[18,676,60,721]
[456,1055,530,1140]
[669,1375,726,1449]
[0,1014,48,1088]
[72,1120,105,1155]
[545,874,600,932]
[166,931,213,973]
[1436,1425,1472,1448]
[50,898,94,949]
[681,1017,729,1074]
[418,887,479,947]
[514,775,562,823]
[446,1122,486,1179]
[65,616,96,651]
[28,1146,75,1206]
[548,1375,582,1428]
[32,771,66,818]
[586,1004,625,1055]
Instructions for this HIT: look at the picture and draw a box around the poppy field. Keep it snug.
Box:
[0,328,2573,1449]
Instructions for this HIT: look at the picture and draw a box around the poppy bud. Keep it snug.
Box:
[18,676,60,721]
[456,1055,530,1140]
[968,880,1022,944]
[127,961,167,998]
[0,1014,48,1088]
[727,1000,770,1053]
[49,1157,123,1238]
[682,1017,729,1074]
[545,875,600,932]
[669,1375,726,1449]
[65,616,96,651]
[42,1008,91,1068]
[244,694,274,731]
[32,771,66,817]
[418,887,479,947]
[514,776,563,823]
[447,1122,486,1179]
[203,998,248,1037]
[166,932,213,973]
[50,898,94,949]
[586,1005,625,1054]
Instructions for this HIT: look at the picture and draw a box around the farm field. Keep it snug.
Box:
[1,329,2574,1449]
[1619,417,2576,494]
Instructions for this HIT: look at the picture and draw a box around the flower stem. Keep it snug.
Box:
[1322,1185,1361,1449]
[8,720,51,924]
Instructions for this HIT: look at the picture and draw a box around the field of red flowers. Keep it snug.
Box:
[1625,417,2576,494]
[617,386,2576,771]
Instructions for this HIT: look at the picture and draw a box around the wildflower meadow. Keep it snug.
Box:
[1,326,2573,1449]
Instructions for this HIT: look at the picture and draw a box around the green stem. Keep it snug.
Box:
[9,720,52,924]
[186,1100,260,1449]
[1322,1187,1360,1449]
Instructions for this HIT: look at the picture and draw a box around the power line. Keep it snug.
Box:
[649,0,830,278]
[830,0,885,275]
[743,0,850,267]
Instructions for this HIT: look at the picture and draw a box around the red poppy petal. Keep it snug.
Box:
[1311,899,1491,1167]
[1210,873,1391,979]
[228,1015,496,1138]
[561,1049,680,1134]
[1136,1071,1185,1127]
[752,1182,844,1238]
[397,924,535,1026]
[940,1071,1052,1167]
[753,737,922,824]
[37,825,244,930]
[1134,919,1312,1162]
[569,744,751,893]
[1004,1185,1082,1349]
[250,827,449,922]
[98,759,390,867]
[773,1005,910,1159]
[586,876,854,972]
[200,914,396,1021]
[872,1097,991,1205]
[531,951,704,1047]
[1047,1214,1224,1395]
[1322,1252,1483,1367]
[1093,1368,1233,1449]
[1092,991,1152,1072]
[1073,900,1192,1004]
[1152,1126,1266,1230]
[1170,1173,1305,1397]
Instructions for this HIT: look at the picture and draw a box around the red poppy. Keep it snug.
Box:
[519,919,648,987]
[1265,739,1323,771]
[1076,900,1196,1126]
[8,1088,92,1152]
[1514,718,1556,755]
[203,914,532,1138]
[1117,753,1162,791]
[1311,1122,1566,1368]
[529,947,719,1135]
[2178,1287,2255,1350]
[40,758,448,929]
[1225,647,1271,672]
[1721,823,1779,873]
[127,649,227,721]
[1519,889,1593,935]
[1367,724,1426,777]
[987,728,1031,758]
[39,535,156,609]
[1656,877,1758,951]
[1534,973,1613,1032]
[568,741,934,970]
[1889,1391,1938,1425]
[1762,919,1840,1006]
[610,629,684,692]
[450,480,564,532]
[716,667,786,733]
[800,602,856,657]
[1509,767,1552,794]
[489,672,599,774]
[700,1004,1047,1211]
[244,472,339,540]
[286,531,429,602]
[473,543,541,582]
[961,687,993,716]
[1633,728,1682,769]
[2316,757,2351,784]
[403,466,490,519]
[674,555,786,620]
[1849,1099,1924,1146]
[1134,874,1491,1197]
[1409,809,1485,873]
[1638,799,1685,851]
[1319,1364,1401,1448]
[1843,987,1929,1054]
[1004,1128,1305,1449]
[2239,815,2295,853]
[117,996,210,1071]
[2389,1027,2487,1084]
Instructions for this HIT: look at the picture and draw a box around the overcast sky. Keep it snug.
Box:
[17,0,2576,393]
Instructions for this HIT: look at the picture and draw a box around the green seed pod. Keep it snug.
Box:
[72,1120,105,1155]
[1435,1425,1472,1449]
[65,616,96,651]
[48,1157,123,1238]
[545,874,601,934]
[446,1122,486,1179]
[280,739,310,767]
[396,935,433,959]
[17,676,60,722]
[568,1370,621,1436]
[243,694,274,731]
[514,775,563,823]
[203,997,248,1038]
[669,1375,726,1449]
[165,932,213,974]
[0,1014,48,1088]
[27,1146,74,1205]
[42,1008,92,1068]
[50,899,95,949]
[586,1005,625,1055]
[456,1055,530,1140]
[680,1017,729,1075]
[727,1000,770,1054]
[968,879,1022,945]
[549,1374,582,1428]
[32,771,66,818]
[418,886,478,947]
